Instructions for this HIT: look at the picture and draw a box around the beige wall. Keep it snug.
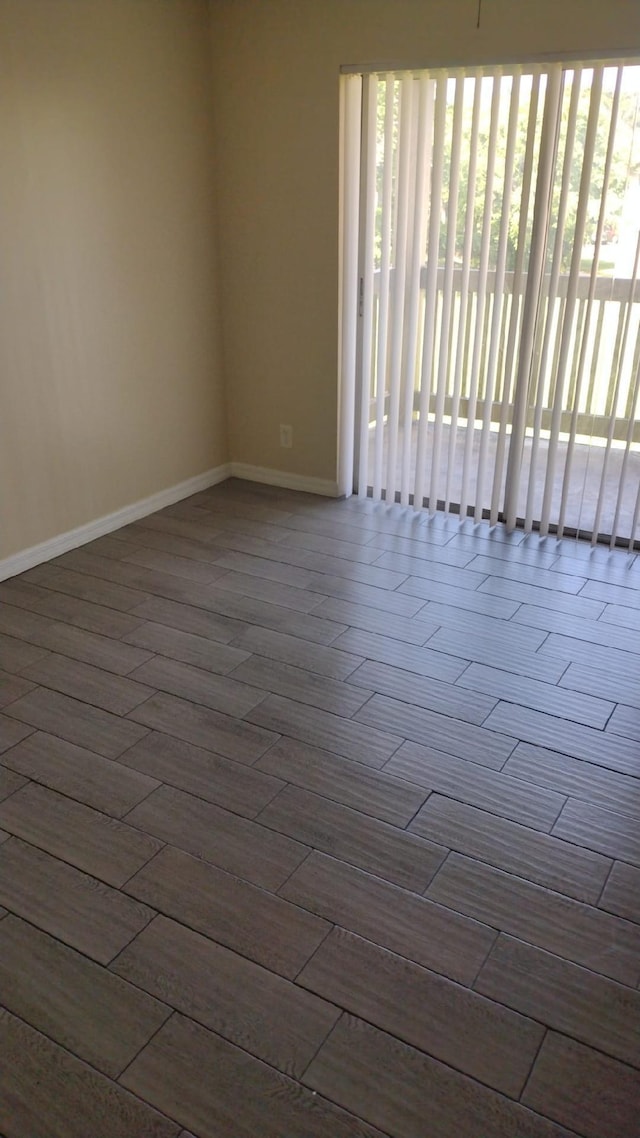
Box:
[0,0,226,560]
[211,0,640,483]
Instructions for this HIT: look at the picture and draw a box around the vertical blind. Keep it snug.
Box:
[342,61,640,548]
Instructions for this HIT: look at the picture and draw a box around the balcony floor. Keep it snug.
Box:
[366,421,640,544]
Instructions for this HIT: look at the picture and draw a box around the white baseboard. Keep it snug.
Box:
[229,462,339,498]
[0,460,340,581]
[0,463,231,582]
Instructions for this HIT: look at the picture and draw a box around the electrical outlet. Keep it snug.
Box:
[279,424,293,448]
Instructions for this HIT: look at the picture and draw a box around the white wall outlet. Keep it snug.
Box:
[279,423,293,448]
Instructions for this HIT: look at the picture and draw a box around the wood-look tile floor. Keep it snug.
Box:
[1,478,640,1138]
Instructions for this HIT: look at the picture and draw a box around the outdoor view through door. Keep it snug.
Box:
[343,60,640,548]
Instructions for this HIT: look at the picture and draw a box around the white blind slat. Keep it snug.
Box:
[490,71,541,524]
[413,75,447,510]
[558,67,623,536]
[372,76,395,501]
[475,71,521,522]
[385,77,414,502]
[400,77,434,505]
[356,76,378,498]
[524,69,583,532]
[593,232,640,541]
[504,64,564,530]
[540,66,604,536]
[459,75,502,519]
[429,75,463,515]
[337,75,362,498]
[445,75,483,513]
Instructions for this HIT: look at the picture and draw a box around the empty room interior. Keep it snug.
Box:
[2,1,640,1136]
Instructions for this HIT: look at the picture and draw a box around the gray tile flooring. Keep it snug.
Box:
[1,478,639,1138]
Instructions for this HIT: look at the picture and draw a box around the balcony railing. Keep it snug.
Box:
[369,267,640,444]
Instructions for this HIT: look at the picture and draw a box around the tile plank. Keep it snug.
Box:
[230,655,371,717]
[123,546,228,583]
[0,605,152,674]
[446,532,562,569]
[606,701,640,741]
[0,837,153,964]
[255,737,427,826]
[465,554,585,593]
[422,602,548,651]
[514,603,640,655]
[125,784,307,891]
[0,783,162,887]
[553,799,640,868]
[580,577,640,608]
[298,927,544,1097]
[0,1010,179,1138]
[599,602,640,630]
[121,1013,385,1138]
[248,694,402,769]
[0,764,28,801]
[427,853,640,986]
[310,596,438,645]
[475,934,640,1068]
[124,845,329,979]
[100,564,349,644]
[123,620,250,674]
[0,670,36,708]
[281,852,496,986]
[348,659,497,725]
[0,915,170,1077]
[230,625,363,679]
[457,662,613,728]
[539,632,639,676]
[504,743,640,821]
[118,731,282,817]
[0,631,49,674]
[32,591,146,638]
[599,861,640,924]
[484,702,640,777]
[270,530,383,564]
[355,694,515,769]
[411,795,611,903]
[522,1032,640,1138]
[559,660,640,710]
[128,655,266,717]
[112,915,339,1078]
[371,550,487,589]
[129,595,247,643]
[304,1015,573,1138]
[22,652,153,715]
[478,573,606,618]
[200,547,316,587]
[258,785,445,892]
[0,714,34,753]
[305,573,427,614]
[128,691,277,763]
[25,564,148,612]
[331,627,467,683]
[214,569,324,611]
[398,574,521,617]
[385,741,565,830]
[2,732,159,817]
[428,626,567,682]
[5,687,148,758]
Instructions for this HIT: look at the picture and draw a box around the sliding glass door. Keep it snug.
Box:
[343,60,640,547]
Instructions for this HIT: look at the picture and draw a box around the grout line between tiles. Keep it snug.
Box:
[115,1010,178,1084]
[594,859,617,908]
[517,1027,549,1104]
